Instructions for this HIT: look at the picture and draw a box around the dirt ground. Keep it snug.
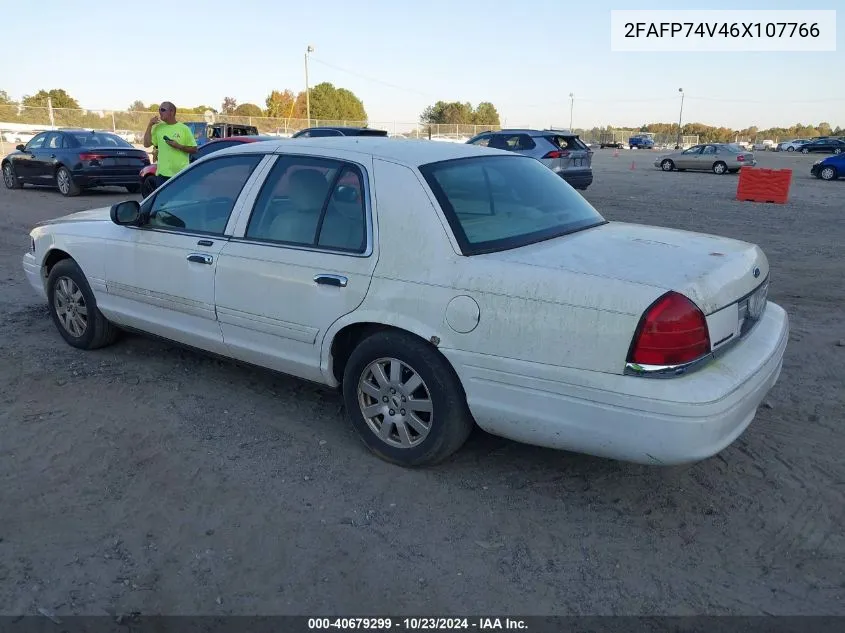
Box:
[0,149,843,617]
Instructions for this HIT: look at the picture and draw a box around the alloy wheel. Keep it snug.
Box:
[53,276,88,337]
[357,357,434,449]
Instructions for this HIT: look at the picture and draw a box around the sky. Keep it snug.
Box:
[1,0,842,130]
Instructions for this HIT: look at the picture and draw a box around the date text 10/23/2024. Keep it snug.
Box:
[610,9,837,52]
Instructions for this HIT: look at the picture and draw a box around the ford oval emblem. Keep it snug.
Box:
[753,267,761,278]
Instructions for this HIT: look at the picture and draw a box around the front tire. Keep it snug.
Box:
[342,330,474,467]
[820,166,838,181]
[55,166,81,196]
[660,159,674,171]
[713,161,728,175]
[787,146,795,152]
[3,162,21,189]
[47,259,119,350]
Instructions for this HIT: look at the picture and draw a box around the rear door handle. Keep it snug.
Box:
[187,253,213,265]
[314,274,348,288]
[197,239,214,246]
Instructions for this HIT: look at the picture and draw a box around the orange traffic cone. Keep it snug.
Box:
[613,148,619,158]
[630,161,636,170]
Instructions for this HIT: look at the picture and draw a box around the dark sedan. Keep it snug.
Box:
[799,138,845,154]
[2,129,150,196]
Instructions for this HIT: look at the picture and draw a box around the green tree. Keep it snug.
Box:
[234,103,263,117]
[0,90,13,105]
[473,101,500,126]
[308,82,367,121]
[22,88,80,109]
[128,100,146,112]
[221,96,237,114]
[420,100,500,126]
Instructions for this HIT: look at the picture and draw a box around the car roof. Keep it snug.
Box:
[302,126,387,133]
[219,136,512,166]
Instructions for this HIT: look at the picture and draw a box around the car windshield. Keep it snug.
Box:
[69,132,133,148]
[419,155,606,255]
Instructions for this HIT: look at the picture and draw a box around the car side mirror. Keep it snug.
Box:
[16,144,25,152]
[110,200,142,226]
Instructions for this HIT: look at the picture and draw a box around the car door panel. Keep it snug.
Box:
[215,153,378,383]
[100,152,268,355]
[15,132,48,181]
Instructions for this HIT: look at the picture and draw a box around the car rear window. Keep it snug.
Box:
[358,129,388,136]
[545,135,588,151]
[419,155,606,255]
[69,132,133,148]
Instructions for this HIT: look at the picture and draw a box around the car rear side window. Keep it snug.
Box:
[420,155,606,255]
[488,134,535,151]
[245,156,367,253]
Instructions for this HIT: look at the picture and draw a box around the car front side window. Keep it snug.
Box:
[142,154,263,234]
[26,133,48,150]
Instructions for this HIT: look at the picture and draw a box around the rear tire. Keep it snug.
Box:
[56,166,81,196]
[46,258,119,350]
[3,162,21,189]
[713,161,728,175]
[342,330,474,467]
[786,146,795,152]
[801,148,809,154]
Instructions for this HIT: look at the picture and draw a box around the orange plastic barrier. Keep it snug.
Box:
[736,167,792,204]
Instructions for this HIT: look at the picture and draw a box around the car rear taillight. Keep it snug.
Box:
[79,153,106,162]
[542,150,570,159]
[627,292,710,366]
[737,154,746,162]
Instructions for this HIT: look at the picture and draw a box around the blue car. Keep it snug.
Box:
[810,153,845,181]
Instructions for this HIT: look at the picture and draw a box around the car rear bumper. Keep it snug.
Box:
[443,301,789,466]
[72,168,144,188]
[555,169,593,189]
[22,252,46,299]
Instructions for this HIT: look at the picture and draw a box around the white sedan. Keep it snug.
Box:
[22,138,789,467]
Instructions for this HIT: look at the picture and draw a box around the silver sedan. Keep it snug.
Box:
[654,143,757,175]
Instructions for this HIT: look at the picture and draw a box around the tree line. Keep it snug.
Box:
[1,88,839,140]
[0,85,371,124]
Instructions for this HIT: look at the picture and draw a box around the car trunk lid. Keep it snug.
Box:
[541,134,592,171]
[78,147,150,170]
[482,221,768,315]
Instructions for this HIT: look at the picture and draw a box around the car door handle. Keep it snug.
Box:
[314,274,348,288]
[197,239,214,246]
[187,253,213,265]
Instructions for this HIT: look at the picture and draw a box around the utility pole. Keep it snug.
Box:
[676,88,684,149]
[305,45,314,127]
[569,93,574,131]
